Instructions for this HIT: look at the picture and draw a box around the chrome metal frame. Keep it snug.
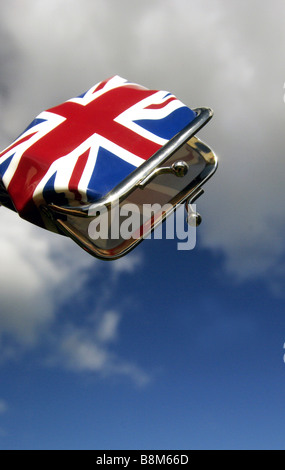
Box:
[43,107,218,260]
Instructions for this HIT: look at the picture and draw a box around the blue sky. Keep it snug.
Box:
[1,0,285,450]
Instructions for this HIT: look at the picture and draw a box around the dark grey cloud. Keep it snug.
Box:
[0,27,18,101]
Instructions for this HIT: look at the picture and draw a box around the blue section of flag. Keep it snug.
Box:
[22,118,47,134]
[86,147,136,201]
[0,154,14,178]
[134,107,196,140]
[76,91,88,99]
[16,118,47,140]
[42,173,68,206]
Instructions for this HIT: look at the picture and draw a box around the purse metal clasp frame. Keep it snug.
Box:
[43,107,218,260]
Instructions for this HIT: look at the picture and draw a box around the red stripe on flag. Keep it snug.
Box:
[145,97,176,110]
[68,149,90,201]
[0,132,37,159]
[92,78,110,94]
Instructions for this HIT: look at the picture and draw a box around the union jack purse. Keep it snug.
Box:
[0,76,218,259]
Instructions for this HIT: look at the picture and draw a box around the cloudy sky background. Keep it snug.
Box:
[1,0,285,449]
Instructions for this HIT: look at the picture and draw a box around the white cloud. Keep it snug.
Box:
[193,1,285,286]
[0,399,8,414]
[0,209,146,381]
[0,207,93,348]
[59,326,110,371]
[111,253,143,275]
[96,311,120,342]
[52,312,150,385]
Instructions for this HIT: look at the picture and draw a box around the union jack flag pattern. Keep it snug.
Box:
[0,76,196,228]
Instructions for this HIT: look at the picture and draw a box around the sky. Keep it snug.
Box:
[0,0,285,450]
